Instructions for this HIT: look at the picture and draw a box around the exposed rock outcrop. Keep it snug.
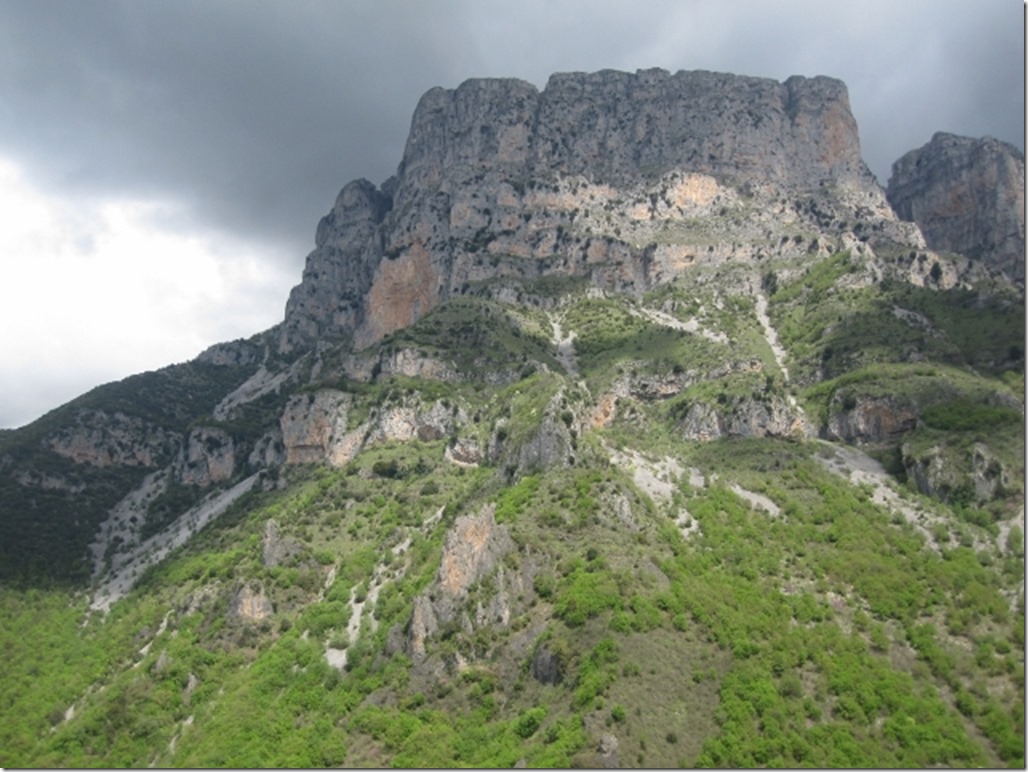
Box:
[195,336,264,368]
[677,394,810,442]
[516,408,576,474]
[597,732,620,768]
[529,643,564,685]
[229,581,274,623]
[47,410,176,468]
[406,506,518,661]
[278,68,906,354]
[279,390,352,464]
[887,132,1025,281]
[825,395,918,445]
[903,440,1013,506]
[279,388,467,468]
[261,519,303,568]
[175,426,235,486]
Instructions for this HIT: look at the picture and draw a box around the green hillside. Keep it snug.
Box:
[0,250,1023,767]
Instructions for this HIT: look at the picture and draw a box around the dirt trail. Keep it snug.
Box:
[629,306,727,343]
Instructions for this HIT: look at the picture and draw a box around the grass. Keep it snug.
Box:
[768,256,1024,387]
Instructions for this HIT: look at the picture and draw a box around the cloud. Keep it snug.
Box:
[0,157,292,428]
[1,1,1021,232]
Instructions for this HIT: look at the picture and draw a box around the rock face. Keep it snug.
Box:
[887,132,1025,281]
[678,394,810,442]
[406,506,519,661]
[175,427,235,486]
[902,440,1013,506]
[279,68,886,352]
[47,410,176,468]
[228,581,274,623]
[261,519,303,568]
[279,390,352,465]
[826,395,918,445]
[279,388,467,468]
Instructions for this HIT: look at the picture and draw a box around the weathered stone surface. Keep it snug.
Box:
[278,386,469,470]
[826,395,918,445]
[47,410,176,468]
[175,426,234,486]
[529,644,564,685]
[279,390,351,464]
[261,519,303,568]
[248,429,286,469]
[445,437,483,466]
[342,347,459,384]
[195,336,263,368]
[406,506,515,660]
[678,394,810,442]
[903,440,1013,506]
[597,732,620,768]
[228,581,273,622]
[887,132,1025,281]
[279,179,393,352]
[277,68,905,354]
[401,69,873,194]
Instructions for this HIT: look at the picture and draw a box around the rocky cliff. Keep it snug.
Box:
[887,132,1025,281]
[279,68,905,353]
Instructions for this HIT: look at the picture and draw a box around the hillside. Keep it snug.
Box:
[0,68,1023,768]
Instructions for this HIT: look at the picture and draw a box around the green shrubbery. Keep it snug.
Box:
[922,399,1022,432]
[0,244,1023,767]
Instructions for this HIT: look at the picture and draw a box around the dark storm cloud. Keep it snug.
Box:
[0,0,1022,267]
[0,0,482,258]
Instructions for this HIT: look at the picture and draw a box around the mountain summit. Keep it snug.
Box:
[887,131,1025,281]
[0,69,1023,768]
[280,69,890,351]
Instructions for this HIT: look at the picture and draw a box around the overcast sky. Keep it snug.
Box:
[0,0,1023,429]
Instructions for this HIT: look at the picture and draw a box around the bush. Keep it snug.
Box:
[554,567,622,626]
[514,706,547,738]
[922,400,1021,432]
[372,459,402,479]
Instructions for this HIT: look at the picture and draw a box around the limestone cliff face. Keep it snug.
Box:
[887,132,1025,281]
[825,395,919,446]
[279,68,897,353]
[47,410,177,468]
[174,427,235,486]
[279,388,467,468]
[406,506,523,662]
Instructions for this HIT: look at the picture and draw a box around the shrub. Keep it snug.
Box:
[514,706,547,738]
[372,459,402,479]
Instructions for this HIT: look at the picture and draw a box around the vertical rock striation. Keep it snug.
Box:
[887,132,1025,281]
[278,68,885,353]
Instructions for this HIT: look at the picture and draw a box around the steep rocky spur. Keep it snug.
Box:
[888,132,1025,281]
[279,68,922,353]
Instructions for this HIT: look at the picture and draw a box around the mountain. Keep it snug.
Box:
[887,132,1025,282]
[0,68,1023,768]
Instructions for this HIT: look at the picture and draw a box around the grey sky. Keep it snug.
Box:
[0,0,1023,427]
